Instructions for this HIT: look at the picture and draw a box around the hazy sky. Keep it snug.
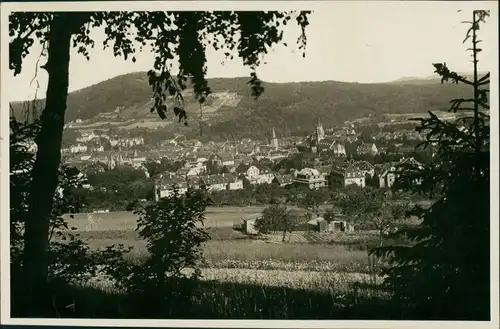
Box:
[4,1,498,102]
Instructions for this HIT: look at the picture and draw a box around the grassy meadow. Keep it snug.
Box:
[66,206,267,231]
[32,207,402,318]
[66,207,389,297]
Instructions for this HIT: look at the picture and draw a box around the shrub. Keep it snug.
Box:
[106,186,212,314]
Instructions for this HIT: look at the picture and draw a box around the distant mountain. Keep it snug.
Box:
[389,72,488,85]
[10,71,473,140]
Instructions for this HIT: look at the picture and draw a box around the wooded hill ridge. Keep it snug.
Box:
[387,72,487,85]
[10,71,473,139]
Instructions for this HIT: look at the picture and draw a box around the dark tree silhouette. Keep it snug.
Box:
[9,10,310,306]
[10,115,131,316]
[372,10,491,320]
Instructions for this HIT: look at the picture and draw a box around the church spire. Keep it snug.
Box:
[270,126,279,150]
[315,118,325,144]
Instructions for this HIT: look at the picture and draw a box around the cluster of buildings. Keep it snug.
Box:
[65,135,145,155]
[154,163,325,201]
[63,119,415,176]
[310,121,349,156]
[307,122,407,158]
[63,130,151,171]
[63,126,306,171]
[372,130,424,141]
[154,150,423,201]
[337,157,423,189]
[61,119,425,199]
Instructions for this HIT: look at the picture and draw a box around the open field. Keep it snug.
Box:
[43,206,396,318]
[68,206,277,231]
[67,206,402,267]
[83,232,384,302]
[66,206,269,231]
[64,206,392,301]
[73,226,383,275]
[78,229,375,261]
[202,92,242,112]
[80,228,387,316]
[65,205,338,231]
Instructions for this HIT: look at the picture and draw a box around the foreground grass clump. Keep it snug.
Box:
[12,277,393,319]
[87,266,385,296]
[202,258,383,274]
[195,268,386,296]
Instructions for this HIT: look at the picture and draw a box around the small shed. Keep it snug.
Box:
[318,219,329,232]
[308,217,329,232]
[242,213,261,235]
[331,220,355,232]
[308,218,355,233]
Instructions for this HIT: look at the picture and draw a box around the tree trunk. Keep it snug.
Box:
[471,10,482,181]
[282,230,287,242]
[379,229,383,247]
[22,15,73,309]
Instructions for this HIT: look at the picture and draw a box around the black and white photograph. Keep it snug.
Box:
[1,0,498,326]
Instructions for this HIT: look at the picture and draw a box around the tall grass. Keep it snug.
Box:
[12,275,392,319]
[201,258,385,274]
[71,228,389,275]
[19,225,393,319]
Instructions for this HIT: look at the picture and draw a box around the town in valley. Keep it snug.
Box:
[20,102,442,229]
[6,5,493,321]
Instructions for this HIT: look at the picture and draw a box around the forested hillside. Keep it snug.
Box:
[10,72,472,139]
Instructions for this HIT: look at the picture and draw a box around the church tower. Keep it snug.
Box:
[316,119,325,143]
[270,126,279,150]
